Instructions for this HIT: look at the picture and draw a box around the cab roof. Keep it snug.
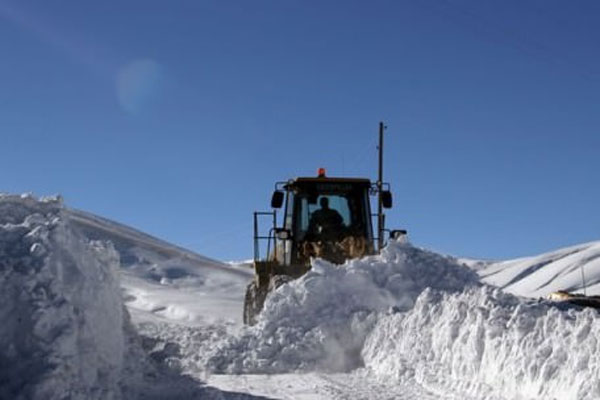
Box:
[292,176,371,185]
[284,176,373,191]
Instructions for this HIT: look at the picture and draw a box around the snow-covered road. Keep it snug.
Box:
[207,371,465,400]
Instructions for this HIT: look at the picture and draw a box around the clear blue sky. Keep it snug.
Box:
[1,0,599,261]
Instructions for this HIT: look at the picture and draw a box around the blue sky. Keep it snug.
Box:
[1,0,599,261]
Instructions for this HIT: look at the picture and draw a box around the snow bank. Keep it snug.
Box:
[208,242,480,373]
[205,240,600,399]
[0,195,132,399]
[363,286,600,400]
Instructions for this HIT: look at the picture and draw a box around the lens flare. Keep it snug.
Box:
[116,59,162,114]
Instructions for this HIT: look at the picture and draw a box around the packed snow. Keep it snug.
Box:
[364,286,600,399]
[2,194,600,399]
[0,195,132,399]
[207,243,479,375]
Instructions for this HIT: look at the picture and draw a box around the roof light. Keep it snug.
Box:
[317,168,326,177]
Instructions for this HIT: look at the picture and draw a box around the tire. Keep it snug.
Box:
[243,281,267,326]
[243,275,294,325]
[268,274,294,291]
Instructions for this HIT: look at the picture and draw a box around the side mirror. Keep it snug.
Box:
[389,229,407,240]
[275,228,291,240]
[381,191,393,209]
[271,191,284,208]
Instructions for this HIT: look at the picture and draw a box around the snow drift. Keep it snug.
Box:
[364,286,600,400]
[207,242,480,374]
[0,195,135,399]
[204,241,600,400]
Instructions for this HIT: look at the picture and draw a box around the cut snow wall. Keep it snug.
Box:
[0,195,129,399]
[363,286,600,400]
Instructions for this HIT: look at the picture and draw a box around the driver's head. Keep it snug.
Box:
[319,197,329,209]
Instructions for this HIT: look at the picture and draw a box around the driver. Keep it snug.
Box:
[308,197,344,240]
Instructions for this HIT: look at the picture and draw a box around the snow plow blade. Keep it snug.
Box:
[547,290,600,309]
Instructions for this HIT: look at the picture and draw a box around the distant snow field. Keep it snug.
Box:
[1,194,599,399]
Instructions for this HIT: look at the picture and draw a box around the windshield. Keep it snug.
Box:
[293,189,370,241]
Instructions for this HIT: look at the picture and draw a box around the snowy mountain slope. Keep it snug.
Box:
[471,241,600,298]
[67,207,253,326]
[68,208,225,268]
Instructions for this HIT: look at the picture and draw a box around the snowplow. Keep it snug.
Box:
[244,123,406,325]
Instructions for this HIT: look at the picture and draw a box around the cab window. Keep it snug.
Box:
[294,193,355,239]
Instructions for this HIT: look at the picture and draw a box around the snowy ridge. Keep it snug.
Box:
[68,207,252,326]
[476,241,600,297]
[67,208,226,270]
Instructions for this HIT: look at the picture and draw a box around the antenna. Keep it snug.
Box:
[377,121,386,251]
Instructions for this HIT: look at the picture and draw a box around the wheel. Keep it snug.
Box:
[268,274,294,291]
[243,275,294,325]
[243,281,267,326]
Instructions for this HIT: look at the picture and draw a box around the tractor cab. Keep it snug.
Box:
[253,168,396,272]
[274,174,376,265]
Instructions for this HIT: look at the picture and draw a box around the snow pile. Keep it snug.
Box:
[363,285,600,400]
[204,241,600,399]
[0,195,134,399]
[208,242,480,374]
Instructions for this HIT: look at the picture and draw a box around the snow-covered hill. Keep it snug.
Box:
[68,207,252,326]
[2,194,600,399]
[470,241,600,298]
